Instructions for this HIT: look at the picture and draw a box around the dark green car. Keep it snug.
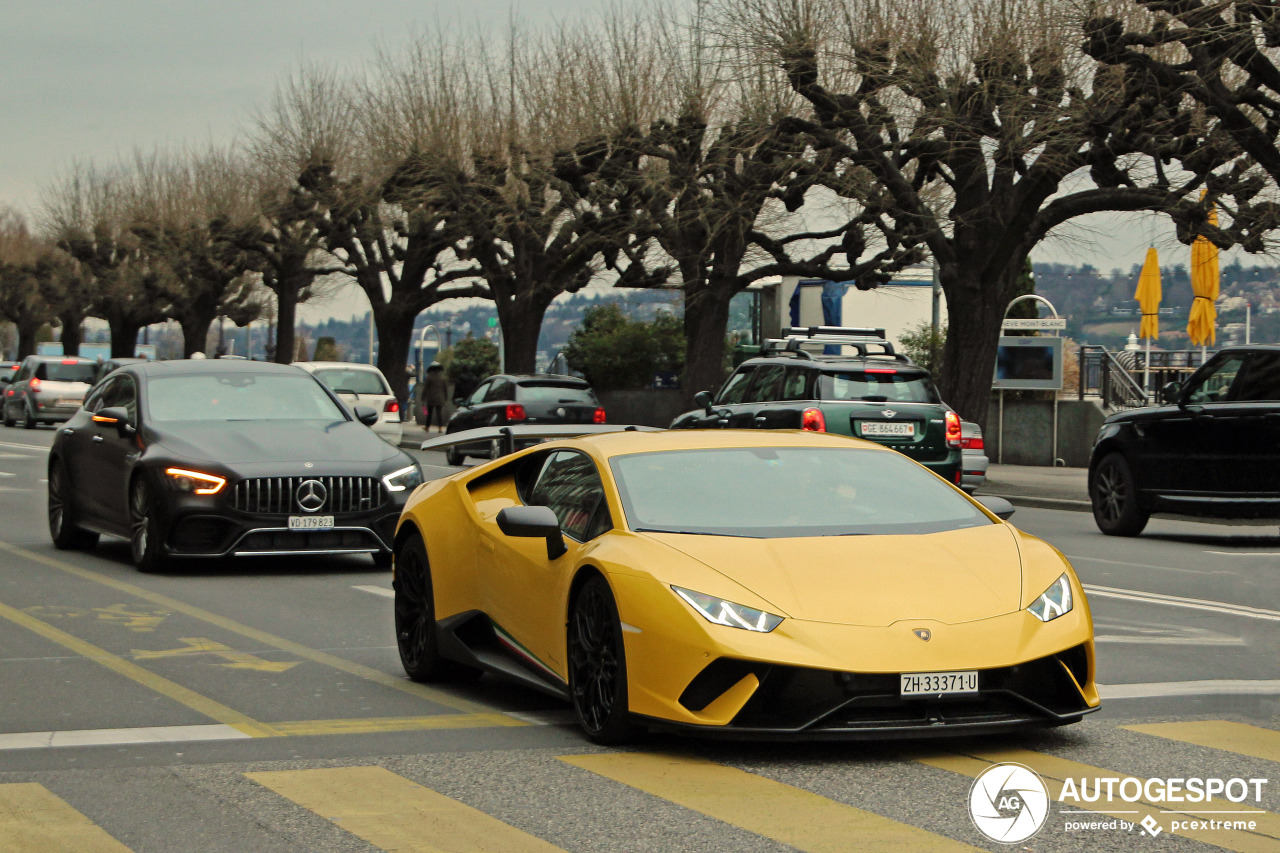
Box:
[670,331,963,485]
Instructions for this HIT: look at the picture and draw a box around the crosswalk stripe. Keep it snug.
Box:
[1123,721,1280,765]
[0,783,132,853]
[560,752,979,852]
[245,766,566,853]
[915,748,1280,852]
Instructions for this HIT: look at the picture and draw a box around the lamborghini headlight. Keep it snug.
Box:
[382,464,424,493]
[165,467,226,495]
[1027,573,1073,622]
[672,586,783,633]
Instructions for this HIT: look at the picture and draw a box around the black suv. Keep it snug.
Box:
[445,374,606,466]
[1089,344,1280,535]
[671,327,963,484]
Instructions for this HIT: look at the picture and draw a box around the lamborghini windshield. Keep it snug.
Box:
[610,446,990,538]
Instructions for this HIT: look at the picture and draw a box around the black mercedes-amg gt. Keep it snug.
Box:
[48,359,423,572]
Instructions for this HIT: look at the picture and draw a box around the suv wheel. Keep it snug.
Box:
[1090,452,1149,536]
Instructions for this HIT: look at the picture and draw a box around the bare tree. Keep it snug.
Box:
[0,208,55,359]
[36,251,93,356]
[726,0,1269,424]
[41,163,167,358]
[128,147,262,357]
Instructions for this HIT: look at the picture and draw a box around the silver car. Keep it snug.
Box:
[2,356,97,429]
[960,420,989,493]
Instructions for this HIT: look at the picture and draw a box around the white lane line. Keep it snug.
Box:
[1068,554,1225,576]
[0,442,47,453]
[1095,635,1245,646]
[1205,551,1280,557]
[0,724,252,751]
[1100,680,1280,700]
[1084,584,1280,622]
[353,584,394,599]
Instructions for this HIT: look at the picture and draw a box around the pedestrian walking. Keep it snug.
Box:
[423,363,448,432]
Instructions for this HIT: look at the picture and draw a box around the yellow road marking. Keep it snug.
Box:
[561,752,979,852]
[0,598,278,737]
[269,713,526,737]
[23,603,170,633]
[247,766,566,853]
[915,748,1280,852]
[1124,721,1280,765]
[0,541,502,716]
[131,637,299,672]
[0,783,133,853]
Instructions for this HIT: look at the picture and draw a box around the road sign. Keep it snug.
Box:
[1001,318,1066,330]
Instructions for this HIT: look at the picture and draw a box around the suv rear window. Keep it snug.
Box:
[36,362,97,383]
[819,370,941,404]
[516,383,597,404]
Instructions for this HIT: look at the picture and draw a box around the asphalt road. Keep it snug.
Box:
[0,427,1276,852]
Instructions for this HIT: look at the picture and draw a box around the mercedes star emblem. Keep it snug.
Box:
[913,628,931,642]
[296,479,328,513]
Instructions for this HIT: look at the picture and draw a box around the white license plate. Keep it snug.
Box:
[900,670,978,696]
[288,515,334,530]
[862,421,914,437]
[56,399,80,408]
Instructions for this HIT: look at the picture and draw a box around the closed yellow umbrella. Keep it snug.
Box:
[1187,204,1220,347]
[1134,247,1161,398]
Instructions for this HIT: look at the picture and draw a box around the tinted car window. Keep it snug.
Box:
[485,380,515,403]
[528,450,610,541]
[36,361,97,383]
[147,374,345,422]
[516,384,597,403]
[819,370,941,403]
[716,368,756,405]
[101,374,138,422]
[1232,353,1280,402]
[745,365,786,403]
[313,368,389,395]
[1185,355,1246,404]
[611,446,987,538]
[781,367,812,401]
[466,382,491,406]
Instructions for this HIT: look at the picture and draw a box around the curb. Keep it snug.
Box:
[992,494,1092,513]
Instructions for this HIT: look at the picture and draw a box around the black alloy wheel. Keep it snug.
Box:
[1090,452,1149,536]
[22,403,36,429]
[48,459,99,551]
[567,574,638,745]
[129,477,168,572]
[393,534,479,682]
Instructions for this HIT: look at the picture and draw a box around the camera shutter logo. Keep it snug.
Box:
[296,479,328,513]
[968,762,1050,843]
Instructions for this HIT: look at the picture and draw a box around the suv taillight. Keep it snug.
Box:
[593,407,606,424]
[945,411,962,448]
[383,399,399,414]
[505,404,527,422]
[29,377,41,392]
[961,434,984,451]
[801,408,826,431]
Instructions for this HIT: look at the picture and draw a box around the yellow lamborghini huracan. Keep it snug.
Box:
[394,428,1098,743]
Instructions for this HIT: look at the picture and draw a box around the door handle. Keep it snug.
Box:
[91,435,104,443]
[753,416,768,428]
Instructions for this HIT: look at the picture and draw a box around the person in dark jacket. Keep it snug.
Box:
[423,363,448,432]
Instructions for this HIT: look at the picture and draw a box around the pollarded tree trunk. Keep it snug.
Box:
[15,320,40,361]
[57,311,84,356]
[936,265,1022,430]
[681,286,733,409]
[274,279,300,365]
[107,318,143,359]
[180,315,215,359]
[373,305,417,406]
[496,294,552,375]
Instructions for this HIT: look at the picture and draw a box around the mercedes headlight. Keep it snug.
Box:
[382,464,424,493]
[1027,573,1073,622]
[165,467,226,495]
[672,586,783,633]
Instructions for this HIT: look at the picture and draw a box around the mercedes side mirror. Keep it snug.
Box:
[496,505,567,559]
[353,405,379,426]
[91,406,136,437]
[1160,381,1182,406]
[694,390,714,414]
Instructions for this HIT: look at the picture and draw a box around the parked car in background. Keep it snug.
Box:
[0,362,19,382]
[2,355,98,429]
[960,421,989,493]
[670,327,963,485]
[293,361,404,447]
[48,359,422,572]
[1089,344,1280,535]
[444,374,606,466]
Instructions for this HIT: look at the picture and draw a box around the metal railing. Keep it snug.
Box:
[1077,346,1150,411]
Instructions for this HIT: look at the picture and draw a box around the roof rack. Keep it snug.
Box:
[761,326,912,363]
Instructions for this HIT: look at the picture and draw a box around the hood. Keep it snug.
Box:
[647,523,1023,627]
[150,419,400,466]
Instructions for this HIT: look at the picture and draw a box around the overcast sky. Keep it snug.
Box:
[0,1,1263,324]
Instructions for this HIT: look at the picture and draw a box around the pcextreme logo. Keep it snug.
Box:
[968,763,1050,843]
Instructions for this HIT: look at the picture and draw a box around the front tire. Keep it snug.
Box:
[2,401,12,428]
[23,404,36,429]
[129,477,168,572]
[1090,452,1149,536]
[567,575,639,745]
[393,533,479,682]
[48,459,99,550]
